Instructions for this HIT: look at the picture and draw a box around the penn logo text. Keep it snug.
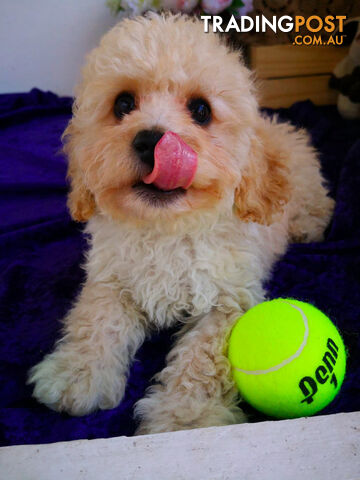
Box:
[299,338,339,405]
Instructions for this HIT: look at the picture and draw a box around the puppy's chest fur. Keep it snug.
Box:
[86,215,287,328]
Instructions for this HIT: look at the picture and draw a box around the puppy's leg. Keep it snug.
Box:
[288,154,335,243]
[135,308,246,434]
[28,283,146,415]
[280,123,334,243]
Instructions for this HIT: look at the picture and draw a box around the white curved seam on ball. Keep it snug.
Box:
[233,301,309,375]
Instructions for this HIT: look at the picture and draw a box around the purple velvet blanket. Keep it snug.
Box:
[0,89,359,446]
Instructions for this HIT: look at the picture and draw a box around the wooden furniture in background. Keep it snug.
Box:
[250,44,349,108]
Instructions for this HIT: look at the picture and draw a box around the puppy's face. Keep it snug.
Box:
[65,14,286,226]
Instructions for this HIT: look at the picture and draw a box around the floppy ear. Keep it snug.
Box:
[63,123,96,222]
[234,120,290,225]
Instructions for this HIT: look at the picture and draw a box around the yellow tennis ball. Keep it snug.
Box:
[228,299,346,419]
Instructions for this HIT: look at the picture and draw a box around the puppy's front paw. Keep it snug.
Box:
[135,387,247,435]
[28,348,126,416]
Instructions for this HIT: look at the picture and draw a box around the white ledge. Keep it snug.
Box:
[0,412,359,480]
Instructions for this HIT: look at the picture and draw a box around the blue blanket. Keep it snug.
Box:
[0,89,359,446]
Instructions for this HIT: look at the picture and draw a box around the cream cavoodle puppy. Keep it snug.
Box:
[28,13,334,434]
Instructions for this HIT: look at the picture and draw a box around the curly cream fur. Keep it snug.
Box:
[28,13,334,433]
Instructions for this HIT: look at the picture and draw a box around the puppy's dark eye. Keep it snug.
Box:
[114,92,136,119]
[188,98,211,125]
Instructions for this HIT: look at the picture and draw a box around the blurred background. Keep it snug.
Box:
[1,0,359,106]
[1,1,116,95]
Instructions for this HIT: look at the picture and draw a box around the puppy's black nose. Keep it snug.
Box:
[132,129,163,167]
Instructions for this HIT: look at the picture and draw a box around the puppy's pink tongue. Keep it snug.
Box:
[143,131,197,191]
